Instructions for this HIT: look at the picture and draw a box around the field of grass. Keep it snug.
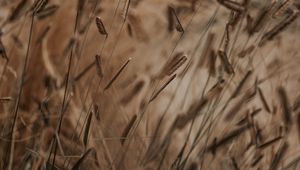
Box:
[0,0,300,169]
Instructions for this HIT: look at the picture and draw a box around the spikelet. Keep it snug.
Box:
[159,52,187,78]
[150,74,177,102]
[217,0,245,13]
[218,50,234,75]
[95,55,104,78]
[259,9,299,46]
[167,6,184,33]
[36,4,59,20]
[95,17,108,37]
[104,58,131,90]
[8,0,28,22]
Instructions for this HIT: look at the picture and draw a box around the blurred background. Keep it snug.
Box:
[0,0,300,169]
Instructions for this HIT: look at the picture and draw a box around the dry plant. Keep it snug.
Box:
[0,0,299,169]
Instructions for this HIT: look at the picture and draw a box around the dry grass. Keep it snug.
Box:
[0,0,300,169]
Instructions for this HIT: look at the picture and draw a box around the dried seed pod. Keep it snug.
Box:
[173,97,208,130]
[217,0,245,13]
[218,50,234,75]
[150,74,177,102]
[272,0,293,18]
[248,7,269,35]
[160,52,187,78]
[237,45,254,58]
[207,124,250,153]
[167,6,184,33]
[0,39,8,60]
[95,55,104,78]
[8,0,28,22]
[277,87,292,126]
[231,70,252,98]
[104,58,131,90]
[258,87,271,113]
[36,4,59,20]
[32,0,48,15]
[259,9,299,46]
[269,143,288,170]
[83,112,93,147]
[208,50,217,76]
[120,80,145,105]
[95,17,108,37]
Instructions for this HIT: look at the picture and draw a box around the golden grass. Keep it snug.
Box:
[0,0,299,169]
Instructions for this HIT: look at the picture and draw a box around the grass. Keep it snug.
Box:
[0,0,299,169]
